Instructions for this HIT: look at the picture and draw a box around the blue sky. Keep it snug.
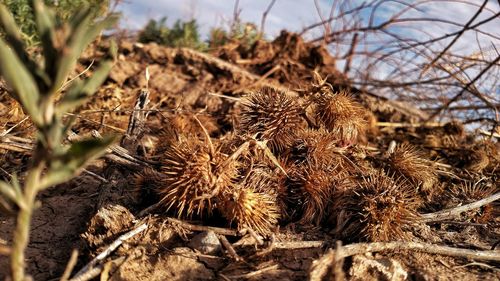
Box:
[117,0,334,39]
[115,0,500,104]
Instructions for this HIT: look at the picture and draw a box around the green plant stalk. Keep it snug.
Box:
[10,163,43,281]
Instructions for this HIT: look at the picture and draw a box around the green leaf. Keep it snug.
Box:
[50,9,92,92]
[0,3,50,89]
[32,0,57,78]
[41,136,115,189]
[0,3,33,68]
[0,38,43,126]
[57,59,113,114]
[52,13,119,93]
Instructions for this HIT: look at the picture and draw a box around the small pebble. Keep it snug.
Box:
[188,231,221,255]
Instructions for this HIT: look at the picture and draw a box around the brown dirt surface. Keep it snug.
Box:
[0,32,499,280]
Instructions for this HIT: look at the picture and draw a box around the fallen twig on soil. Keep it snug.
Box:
[420,192,500,223]
[166,217,239,236]
[60,249,78,281]
[273,241,326,249]
[376,121,443,128]
[91,130,153,168]
[72,223,147,279]
[339,241,500,261]
[224,264,280,280]
[219,234,242,261]
[68,257,125,281]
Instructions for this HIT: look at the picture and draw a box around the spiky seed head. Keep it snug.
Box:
[289,127,342,168]
[287,165,336,225]
[387,143,437,193]
[331,172,421,242]
[133,168,165,203]
[157,137,238,218]
[153,113,218,156]
[447,181,498,223]
[312,91,367,146]
[218,186,280,235]
[239,86,304,151]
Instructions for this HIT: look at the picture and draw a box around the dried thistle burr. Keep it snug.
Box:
[311,91,367,146]
[133,167,165,203]
[289,127,342,168]
[446,181,498,223]
[287,164,337,225]
[154,113,219,153]
[239,86,304,151]
[157,137,238,218]
[331,172,421,242]
[218,185,280,235]
[386,143,437,193]
[465,148,489,173]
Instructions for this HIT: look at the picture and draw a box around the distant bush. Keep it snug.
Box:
[0,0,110,46]
[138,17,207,51]
[208,20,261,49]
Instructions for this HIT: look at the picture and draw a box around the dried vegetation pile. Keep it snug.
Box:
[0,32,499,280]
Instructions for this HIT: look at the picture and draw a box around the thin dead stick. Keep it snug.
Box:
[59,60,95,92]
[420,192,500,223]
[91,130,152,168]
[218,234,242,261]
[81,170,107,183]
[420,0,488,76]
[273,240,325,249]
[72,223,147,278]
[376,121,443,128]
[68,257,125,281]
[167,217,238,236]
[225,264,279,279]
[479,129,500,139]
[0,116,29,137]
[259,0,276,35]
[339,241,500,261]
[60,249,79,281]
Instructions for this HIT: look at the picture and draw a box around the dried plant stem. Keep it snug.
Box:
[339,241,500,261]
[218,235,242,261]
[68,257,125,281]
[60,249,79,281]
[376,122,443,128]
[167,217,238,236]
[421,192,500,223]
[73,223,147,278]
[225,264,279,279]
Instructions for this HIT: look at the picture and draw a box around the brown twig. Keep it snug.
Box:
[339,241,500,261]
[343,33,359,74]
[259,0,276,35]
[218,235,242,261]
[427,54,500,122]
[166,217,239,236]
[224,264,280,279]
[421,0,488,76]
[72,223,147,279]
[60,249,79,281]
[68,257,125,281]
[420,192,500,223]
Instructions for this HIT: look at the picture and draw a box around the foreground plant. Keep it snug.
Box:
[0,0,118,280]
